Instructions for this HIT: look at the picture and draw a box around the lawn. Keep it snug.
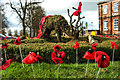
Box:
[1,61,119,79]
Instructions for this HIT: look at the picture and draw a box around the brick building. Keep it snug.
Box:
[98,0,120,35]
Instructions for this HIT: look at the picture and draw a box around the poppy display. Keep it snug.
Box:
[14,37,22,45]
[95,51,110,68]
[0,59,12,70]
[53,45,61,53]
[22,52,43,64]
[91,43,98,51]
[51,51,65,64]
[83,49,96,60]
[73,2,82,16]
[0,43,9,49]
[110,41,118,49]
[72,41,79,49]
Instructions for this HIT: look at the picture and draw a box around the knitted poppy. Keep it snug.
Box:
[95,51,110,68]
[36,55,43,60]
[57,51,65,58]
[0,43,9,49]
[100,35,103,37]
[22,52,42,64]
[114,36,117,39]
[105,35,107,37]
[51,52,64,64]
[4,36,7,40]
[91,43,98,51]
[110,41,118,49]
[83,49,96,60]
[0,59,12,70]
[53,45,61,53]
[14,37,21,45]
[73,2,82,16]
[72,41,79,49]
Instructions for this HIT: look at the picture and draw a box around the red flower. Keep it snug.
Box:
[95,51,110,68]
[105,35,107,37]
[114,36,117,39]
[14,37,22,45]
[83,49,96,60]
[0,59,12,70]
[36,55,43,60]
[57,51,65,58]
[72,41,79,49]
[22,52,42,64]
[91,43,98,51]
[73,2,82,16]
[53,45,61,53]
[4,36,7,40]
[110,41,118,49]
[51,52,65,64]
[100,35,103,37]
[0,44,9,49]
[108,36,111,38]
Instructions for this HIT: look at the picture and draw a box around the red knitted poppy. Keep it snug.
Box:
[0,44,9,49]
[72,41,79,49]
[110,41,118,49]
[95,51,110,68]
[0,59,12,70]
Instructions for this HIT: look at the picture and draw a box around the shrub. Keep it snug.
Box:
[2,39,119,64]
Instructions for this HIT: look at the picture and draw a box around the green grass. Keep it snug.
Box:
[1,61,119,79]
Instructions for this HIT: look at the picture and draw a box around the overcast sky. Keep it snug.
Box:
[1,0,106,35]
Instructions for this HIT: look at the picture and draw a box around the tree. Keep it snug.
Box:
[20,30,23,36]
[2,29,6,35]
[25,5,45,37]
[67,2,85,39]
[9,0,44,38]
[14,30,18,37]
[8,29,12,36]
[0,4,9,28]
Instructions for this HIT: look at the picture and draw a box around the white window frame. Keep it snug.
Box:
[113,19,118,30]
[103,5,107,14]
[103,20,108,31]
[113,2,118,12]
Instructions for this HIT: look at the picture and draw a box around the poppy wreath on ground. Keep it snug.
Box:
[95,51,110,68]
[73,2,82,16]
[0,59,12,70]
[51,51,65,64]
[22,52,43,64]
[53,45,61,53]
[72,41,79,49]
[14,37,22,45]
[91,43,98,51]
[110,41,118,49]
[0,43,9,49]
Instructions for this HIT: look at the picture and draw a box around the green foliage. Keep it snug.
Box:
[1,61,119,78]
[14,30,18,37]
[2,39,119,64]
[8,29,12,36]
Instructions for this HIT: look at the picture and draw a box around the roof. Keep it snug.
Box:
[97,1,109,5]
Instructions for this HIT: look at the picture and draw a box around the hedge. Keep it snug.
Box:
[2,39,120,64]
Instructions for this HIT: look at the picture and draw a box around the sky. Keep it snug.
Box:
[1,0,106,35]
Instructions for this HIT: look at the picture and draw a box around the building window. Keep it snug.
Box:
[113,2,118,12]
[103,20,108,31]
[103,5,107,14]
[113,19,118,30]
